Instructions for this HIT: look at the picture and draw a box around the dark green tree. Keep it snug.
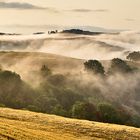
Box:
[84,60,105,75]
[97,103,121,124]
[35,95,58,113]
[127,51,140,61]
[0,70,35,109]
[51,104,67,117]
[72,101,97,121]
[47,74,66,87]
[108,58,132,73]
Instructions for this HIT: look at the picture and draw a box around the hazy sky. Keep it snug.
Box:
[0,0,140,33]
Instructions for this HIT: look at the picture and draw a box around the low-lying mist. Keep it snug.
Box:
[0,31,139,60]
[0,31,140,125]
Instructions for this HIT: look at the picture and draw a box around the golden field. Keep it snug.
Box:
[0,108,140,140]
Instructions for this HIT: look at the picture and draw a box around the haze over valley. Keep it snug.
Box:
[0,0,140,139]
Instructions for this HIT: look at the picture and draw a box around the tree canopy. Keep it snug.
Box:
[108,58,132,73]
[72,101,97,121]
[84,60,105,75]
[127,51,140,61]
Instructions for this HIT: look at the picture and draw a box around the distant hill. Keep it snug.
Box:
[0,32,20,35]
[0,107,140,140]
[61,29,104,35]
[33,32,45,35]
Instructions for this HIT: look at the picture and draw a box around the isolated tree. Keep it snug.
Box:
[126,51,140,61]
[84,60,105,75]
[40,65,52,77]
[108,58,132,73]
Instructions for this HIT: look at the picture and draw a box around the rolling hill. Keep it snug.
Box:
[0,51,84,83]
[0,107,140,140]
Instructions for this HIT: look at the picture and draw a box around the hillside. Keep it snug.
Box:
[0,51,140,131]
[0,51,84,83]
[0,51,139,80]
[0,51,84,72]
[0,108,140,140]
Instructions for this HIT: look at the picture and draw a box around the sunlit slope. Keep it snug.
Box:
[0,51,139,82]
[0,108,140,140]
[0,51,84,73]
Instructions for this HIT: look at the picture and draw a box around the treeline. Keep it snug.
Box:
[0,58,140,128]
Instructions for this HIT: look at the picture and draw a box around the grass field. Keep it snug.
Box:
[0,108,140,140]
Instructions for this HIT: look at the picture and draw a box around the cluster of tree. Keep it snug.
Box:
[72,102,136,126]
[127,51,140,61]
[0,70,36,109]
[75,102,140,127]
[48,30,58,34]
[0,68,84,118]
[84,58,134,75]
[0,60,140,128]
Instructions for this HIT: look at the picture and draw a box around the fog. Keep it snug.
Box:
[0,31,140,116]
[0,31,139,60]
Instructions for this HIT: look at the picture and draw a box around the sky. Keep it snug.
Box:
[0,0,140,33]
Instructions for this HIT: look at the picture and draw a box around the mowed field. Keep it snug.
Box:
[0,108,140,140]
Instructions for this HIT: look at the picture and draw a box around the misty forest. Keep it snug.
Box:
[0,30,140,128]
